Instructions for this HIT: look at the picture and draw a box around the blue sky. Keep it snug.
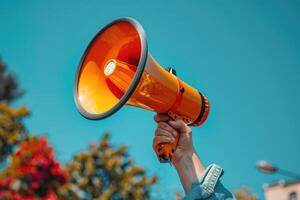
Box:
[1,0,300,199]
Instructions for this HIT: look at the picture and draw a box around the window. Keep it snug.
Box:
[290,192,297,200]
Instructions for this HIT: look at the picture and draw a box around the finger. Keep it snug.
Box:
[153,135,173,149]
[168,120,190,133]
[155,128,176,140]
[154,113,170,123]
[157,122,178,138]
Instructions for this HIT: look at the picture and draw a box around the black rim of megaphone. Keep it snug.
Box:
[73,17,148,120]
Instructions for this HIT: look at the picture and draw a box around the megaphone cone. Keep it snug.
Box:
[74,17,209,163]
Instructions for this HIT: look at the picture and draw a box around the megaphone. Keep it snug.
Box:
[73,17,209,163]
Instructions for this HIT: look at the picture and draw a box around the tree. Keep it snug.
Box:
[0,60,23,102]
[58,133,157,200]
[0,59,28,163]
[0,136,67,199]
[0,58,157,199]
[0,103,29,162]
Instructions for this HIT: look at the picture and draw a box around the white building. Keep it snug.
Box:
[264,180,300,200]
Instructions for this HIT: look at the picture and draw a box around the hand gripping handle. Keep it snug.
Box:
[154,125,180,163]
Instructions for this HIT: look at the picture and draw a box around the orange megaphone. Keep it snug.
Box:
[73,17,210,163]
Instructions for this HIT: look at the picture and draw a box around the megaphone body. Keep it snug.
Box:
[74,17,209,163]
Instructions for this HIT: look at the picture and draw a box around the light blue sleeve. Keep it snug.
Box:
[183,164,236,200]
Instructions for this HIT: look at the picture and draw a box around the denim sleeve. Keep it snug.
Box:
[183,164,236,200]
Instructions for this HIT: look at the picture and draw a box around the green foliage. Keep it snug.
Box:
[0,60,23,102]
[0,58,157,199]
[0,59,28,162]
[58,133,157,200]
[0,103,29,162]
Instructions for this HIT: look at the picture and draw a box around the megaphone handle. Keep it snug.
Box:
[155,77,185,163]
[155,131,180,163]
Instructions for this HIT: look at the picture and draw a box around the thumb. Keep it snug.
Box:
[168,120,188,133]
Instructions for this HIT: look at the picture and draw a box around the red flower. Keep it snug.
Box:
[0,136,67,199]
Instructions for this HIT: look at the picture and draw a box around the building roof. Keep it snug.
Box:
[263,179,300,189]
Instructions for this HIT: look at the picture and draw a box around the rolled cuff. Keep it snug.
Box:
[184,164,233,200]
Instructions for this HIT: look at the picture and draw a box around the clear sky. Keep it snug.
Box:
[1,0,300,199]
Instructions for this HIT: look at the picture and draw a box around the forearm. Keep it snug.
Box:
[153,114,235,199]
[174,151,205,194]
[175,153,236,200]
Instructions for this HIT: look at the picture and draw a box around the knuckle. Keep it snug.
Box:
[176,119,186,126]
[175,119,183,123]
[186,126,192,132]
[157,122,163,128]
[170,130,176,137]
[155,129,160,136]
[162,137,169,142]
[173,131,178,136]
[158,122,167,129]
[157,136,165,142]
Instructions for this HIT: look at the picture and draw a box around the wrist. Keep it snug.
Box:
[173,149,197,168]
[173,150,206,193]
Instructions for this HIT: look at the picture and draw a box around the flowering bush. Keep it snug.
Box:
[0,136,67,199]
[0,59,156,200]
[57,133,157,200]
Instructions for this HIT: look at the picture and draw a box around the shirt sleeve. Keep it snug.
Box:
[183,164,236,200]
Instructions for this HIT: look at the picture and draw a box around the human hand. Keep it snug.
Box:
[153,113,195,165]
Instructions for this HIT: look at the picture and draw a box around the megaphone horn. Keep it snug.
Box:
[73,17,210,163]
